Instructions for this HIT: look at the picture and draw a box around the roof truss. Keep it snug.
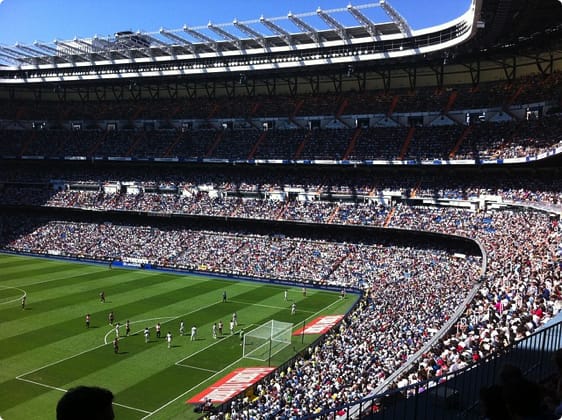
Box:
[288,12,320,44]
[317,8,348,41]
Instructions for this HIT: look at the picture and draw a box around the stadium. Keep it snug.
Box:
[1,0,562,419]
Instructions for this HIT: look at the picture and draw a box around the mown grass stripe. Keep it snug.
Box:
[0,254,353,420]
[0,278,233,359]
[1,262,90,283]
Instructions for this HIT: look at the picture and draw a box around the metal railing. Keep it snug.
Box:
[304,319,562,420]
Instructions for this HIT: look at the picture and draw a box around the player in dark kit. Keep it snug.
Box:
[113,337,119,354]
[125,320,131,336]
[100,291,105,303]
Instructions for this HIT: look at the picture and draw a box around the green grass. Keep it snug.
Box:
[0,253,356,420]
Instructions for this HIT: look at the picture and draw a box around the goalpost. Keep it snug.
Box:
[243,320,293,361]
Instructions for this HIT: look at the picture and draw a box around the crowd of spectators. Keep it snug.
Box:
[223,205,561,418]
[1,216,481,417]
[1,168,558,228]
[2,219,478,289]
[387,205,561,382]
[1,114,561,163]
[2,167,562,417]
[23,167,557,219]
[1,71,561,417]
[4,162,561,204]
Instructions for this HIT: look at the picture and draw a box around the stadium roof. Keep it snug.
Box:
[0,0,560,90]
[0,2,416,67]
[0,1,479,83]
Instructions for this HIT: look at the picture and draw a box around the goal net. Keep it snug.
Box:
[243,320,293,361]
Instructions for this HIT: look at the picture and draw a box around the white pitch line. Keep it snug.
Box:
[16,376,67,393]
[174,324,255,366]
[0,286,26,305]
[14,281,346,419]
[142,299,346,419]
[113,402,152,414]
[103,317,176,345]
[15,377,151,415]
[17,296,255,378]
[174,364,218,373]
[141,355,246,419]
[44,297,255,381]
[16,341,108,379]
[0,265,131,305]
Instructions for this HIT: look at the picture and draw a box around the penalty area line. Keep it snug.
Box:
[150,325,259,419]
[144,300,345,419]
[15,376,151,415]
[175,364,218,373]
[113,402,152,415]
[141,355,247,420]
[174,323,255,366]
[16,376,66,393]
[103,317,176,344]
[15,319,168,380]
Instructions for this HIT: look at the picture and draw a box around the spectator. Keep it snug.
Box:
[56,386,114,420]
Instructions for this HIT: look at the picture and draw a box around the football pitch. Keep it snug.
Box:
[0,253,355,420]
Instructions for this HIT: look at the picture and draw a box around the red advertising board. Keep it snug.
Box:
[292,315,343,335]
[187,367,275,404]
